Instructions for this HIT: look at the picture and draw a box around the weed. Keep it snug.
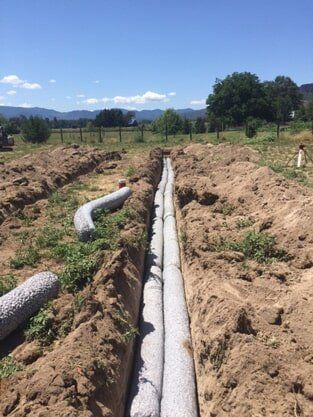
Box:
[24,303,56,346]
[267,335,280,349]
[222,203,235,216]
[211,231,288,264]
[236,218,254,229]
[16,211,34,227]
[0,356,23,379]
[73,294,86,311]
[180,230,188,249]
[10,246,41,269]
[125,165,136,177]
[0,274,17,296]
[114,308,138,344]
[36,226,65,248]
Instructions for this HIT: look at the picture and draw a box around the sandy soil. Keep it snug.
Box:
[0,147,162,417]
[0,145,121,224]
[172,143,313,417]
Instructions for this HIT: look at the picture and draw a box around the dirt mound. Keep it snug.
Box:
[0,149,162,417]
[0,145,121,224]
[172,143,313,416]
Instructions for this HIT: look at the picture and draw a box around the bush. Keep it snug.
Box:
[22,116,51,143]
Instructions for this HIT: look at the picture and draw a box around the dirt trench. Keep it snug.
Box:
[172,143,313,417]
[0,148,162,417]
[0,145,121,225]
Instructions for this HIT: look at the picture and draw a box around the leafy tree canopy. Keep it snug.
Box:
[152,109,183,135]
[22,116,51,143]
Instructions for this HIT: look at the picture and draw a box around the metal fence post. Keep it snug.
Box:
[98,127,102,143]
[119,126,122,142]
[189,123,192,141]
[60,127,64,143]
[79,127,83,143]
[141,124,144,141]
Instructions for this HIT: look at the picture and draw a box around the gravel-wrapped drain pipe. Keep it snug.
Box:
[74,187,132,241]
[127,160,168,417]
[161,158,198,417]
[0,272,59,341]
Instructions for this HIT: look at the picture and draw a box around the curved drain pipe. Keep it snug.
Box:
[0,272,59,341]
[127,161,167,417]
[127,158,197,417]
[74,187,132,241]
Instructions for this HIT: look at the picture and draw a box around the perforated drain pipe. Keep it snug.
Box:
[74,187,132,241]
[161,158,198,417]
[127,158,198,417]
[0,272,59,341]
[127,160,168,417]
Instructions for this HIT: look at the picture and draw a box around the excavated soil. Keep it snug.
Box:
[0,148,162,417]
[172,143,313,417]
[0,145,121,224]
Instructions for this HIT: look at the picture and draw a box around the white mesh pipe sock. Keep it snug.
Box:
[161,158,198,417]
[74,187,132,241]
[0,272,59,341]
[127,162,167,417]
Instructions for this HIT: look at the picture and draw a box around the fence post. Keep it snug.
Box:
[119,126,122,142]
[98,127,102,143]
[60,127,64,143]
[141,124,144,141]
[79,127,83,143]
[189,122,192,141]
[165,122,168,142]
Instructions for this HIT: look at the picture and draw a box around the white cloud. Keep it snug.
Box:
[65,95,72,99]
[82,91,170,106]
[51,98,55,101]
[93,80,100,84]
[49,79,56,83]
[0,75,24,85]
[7,90,16,95]
[0,95,4,100]
[168,92,176,96]
[85,98,99,105]
[190,99,206,106]
[0,75,41,89]
[22,82,41,90]
[19,103,32,108]
[113,90,167,105]
[77,94,85,98]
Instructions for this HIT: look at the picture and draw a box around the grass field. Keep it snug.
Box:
[2,127,313,188]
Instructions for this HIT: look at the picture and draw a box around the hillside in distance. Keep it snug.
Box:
[299,83,313,100]
[0,106,206,122]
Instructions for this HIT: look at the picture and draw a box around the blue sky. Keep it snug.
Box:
[1,0,312,111]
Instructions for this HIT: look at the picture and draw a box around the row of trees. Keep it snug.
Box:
[206,72,312,137]
[152,109,206,135]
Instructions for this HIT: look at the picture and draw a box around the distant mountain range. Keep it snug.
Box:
[0,106,206,122]
[299,83,313,100]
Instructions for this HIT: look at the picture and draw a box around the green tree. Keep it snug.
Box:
[22,117,51,143]
[306,99,313,134]
[95,109,126,127]
[152,109,183,135]
[264,76,302,137]
[206,72,268,137]
[194,117,206,134]
[182,118,191,134]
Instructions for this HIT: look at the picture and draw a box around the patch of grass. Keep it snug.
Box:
[125,165,136,177]
[211,231,288,264]
[222,203,235,216]
[10,246,41,269]
[16,211,35,227]
[0,274,17,296]
[36,226,65,248]
[236,218,254,229]
[180,229,188,249]
[0,356,23,379]
[24,303,56,346]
